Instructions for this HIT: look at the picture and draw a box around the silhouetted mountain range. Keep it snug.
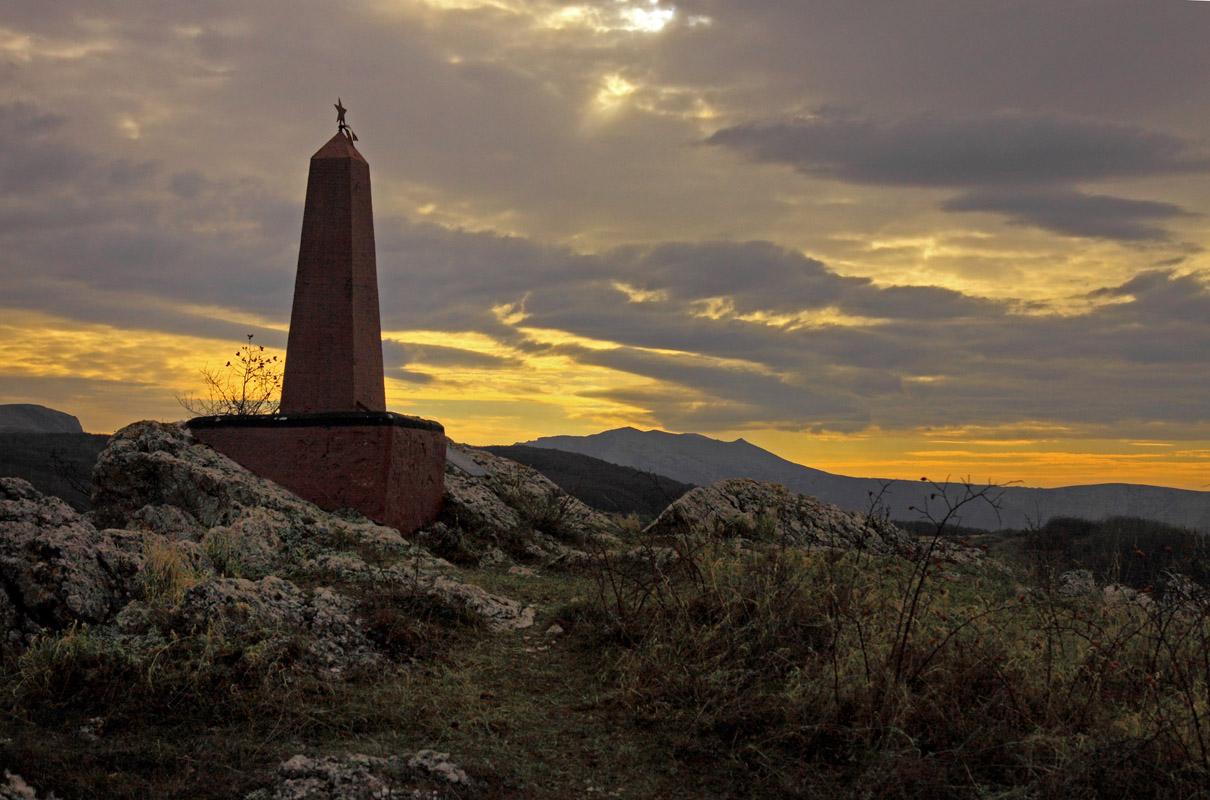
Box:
[518,427,1210,532]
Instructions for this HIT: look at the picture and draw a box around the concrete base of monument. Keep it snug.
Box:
[186,411,446,534]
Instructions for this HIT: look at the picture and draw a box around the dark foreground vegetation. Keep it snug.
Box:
[6,518,1210,797]
[0,433,109,510]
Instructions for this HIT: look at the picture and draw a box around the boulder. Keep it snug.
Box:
[1057,568,1096,597]
[91,421,330,531]
[0,478,141,647]
[646,478,913,555]
[443,442,616,540]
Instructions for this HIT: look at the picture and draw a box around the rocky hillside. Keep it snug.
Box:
[11,421,1197,799]
[0,420,636,798]
[3,421,546,655]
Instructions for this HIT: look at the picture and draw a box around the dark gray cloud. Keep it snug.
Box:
[707,108,1206,241]
[673,1,1210,118]
[942,189,1197,242]
[540,265,1210,434]
[706,109,1207,188]
[0,101,299,332]
[382,339,520,370]
[0,102,87,191]
[388,368,436,385]
[565,343,868,427]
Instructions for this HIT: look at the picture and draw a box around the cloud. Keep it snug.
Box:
[382,339,520,369]
[0,100,299,334]
[387,368,436,385]
[706,109,1207,188]
[941,189,1198,242]
[707,108,1206,241]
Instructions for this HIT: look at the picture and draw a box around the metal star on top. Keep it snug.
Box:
[335,98,357,141]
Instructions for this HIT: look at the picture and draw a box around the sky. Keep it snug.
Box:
[5,1,1210,489]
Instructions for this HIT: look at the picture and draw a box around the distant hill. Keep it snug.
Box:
[0,432,110,510]
[0,404,84,434]
[482,444,695,522]
[519,427,1210,532]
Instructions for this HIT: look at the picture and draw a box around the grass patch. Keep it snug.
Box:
[9,516,1210,798]
[570,540,1210,798]
[357,585,487,663]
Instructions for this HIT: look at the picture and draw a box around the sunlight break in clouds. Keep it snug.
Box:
[544,1,676,33]
[0,27,114,62]
[403,0,682,33]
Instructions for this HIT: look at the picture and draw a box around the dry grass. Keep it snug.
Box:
[6,513,1210,799]
[565,536,1210,798]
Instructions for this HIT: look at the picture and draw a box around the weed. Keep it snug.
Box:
[139,538,204,607]
[203,528,245,578]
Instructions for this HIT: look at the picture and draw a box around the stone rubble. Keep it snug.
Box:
[245,752,471,800]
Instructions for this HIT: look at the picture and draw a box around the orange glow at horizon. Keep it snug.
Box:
[4,309,1210,493]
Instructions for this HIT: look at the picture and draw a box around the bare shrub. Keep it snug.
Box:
[178,334,281,417]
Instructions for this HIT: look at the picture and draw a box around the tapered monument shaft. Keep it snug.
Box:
[280,131,386,413]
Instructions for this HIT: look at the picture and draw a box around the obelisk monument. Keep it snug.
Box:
[281,100,386,413]
[188,102,446,533]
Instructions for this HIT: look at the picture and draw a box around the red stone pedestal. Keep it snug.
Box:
[187,412,445,533]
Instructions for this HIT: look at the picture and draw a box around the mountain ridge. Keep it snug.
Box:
[517,427,1210,531]
[0,404,83,434]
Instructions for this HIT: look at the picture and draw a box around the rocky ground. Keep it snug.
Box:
[1,420,1001,798]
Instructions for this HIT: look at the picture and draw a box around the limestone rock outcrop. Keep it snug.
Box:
[77,420,532,647]
[175,576,384,674]
[90,421,429,567]
[94,421,345,533]
[439,441,618,563]
[302,553,534,631]
[646,478,913,555]
[0,420,543,662]
[443,441,616,536]
[0,477,141,648]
